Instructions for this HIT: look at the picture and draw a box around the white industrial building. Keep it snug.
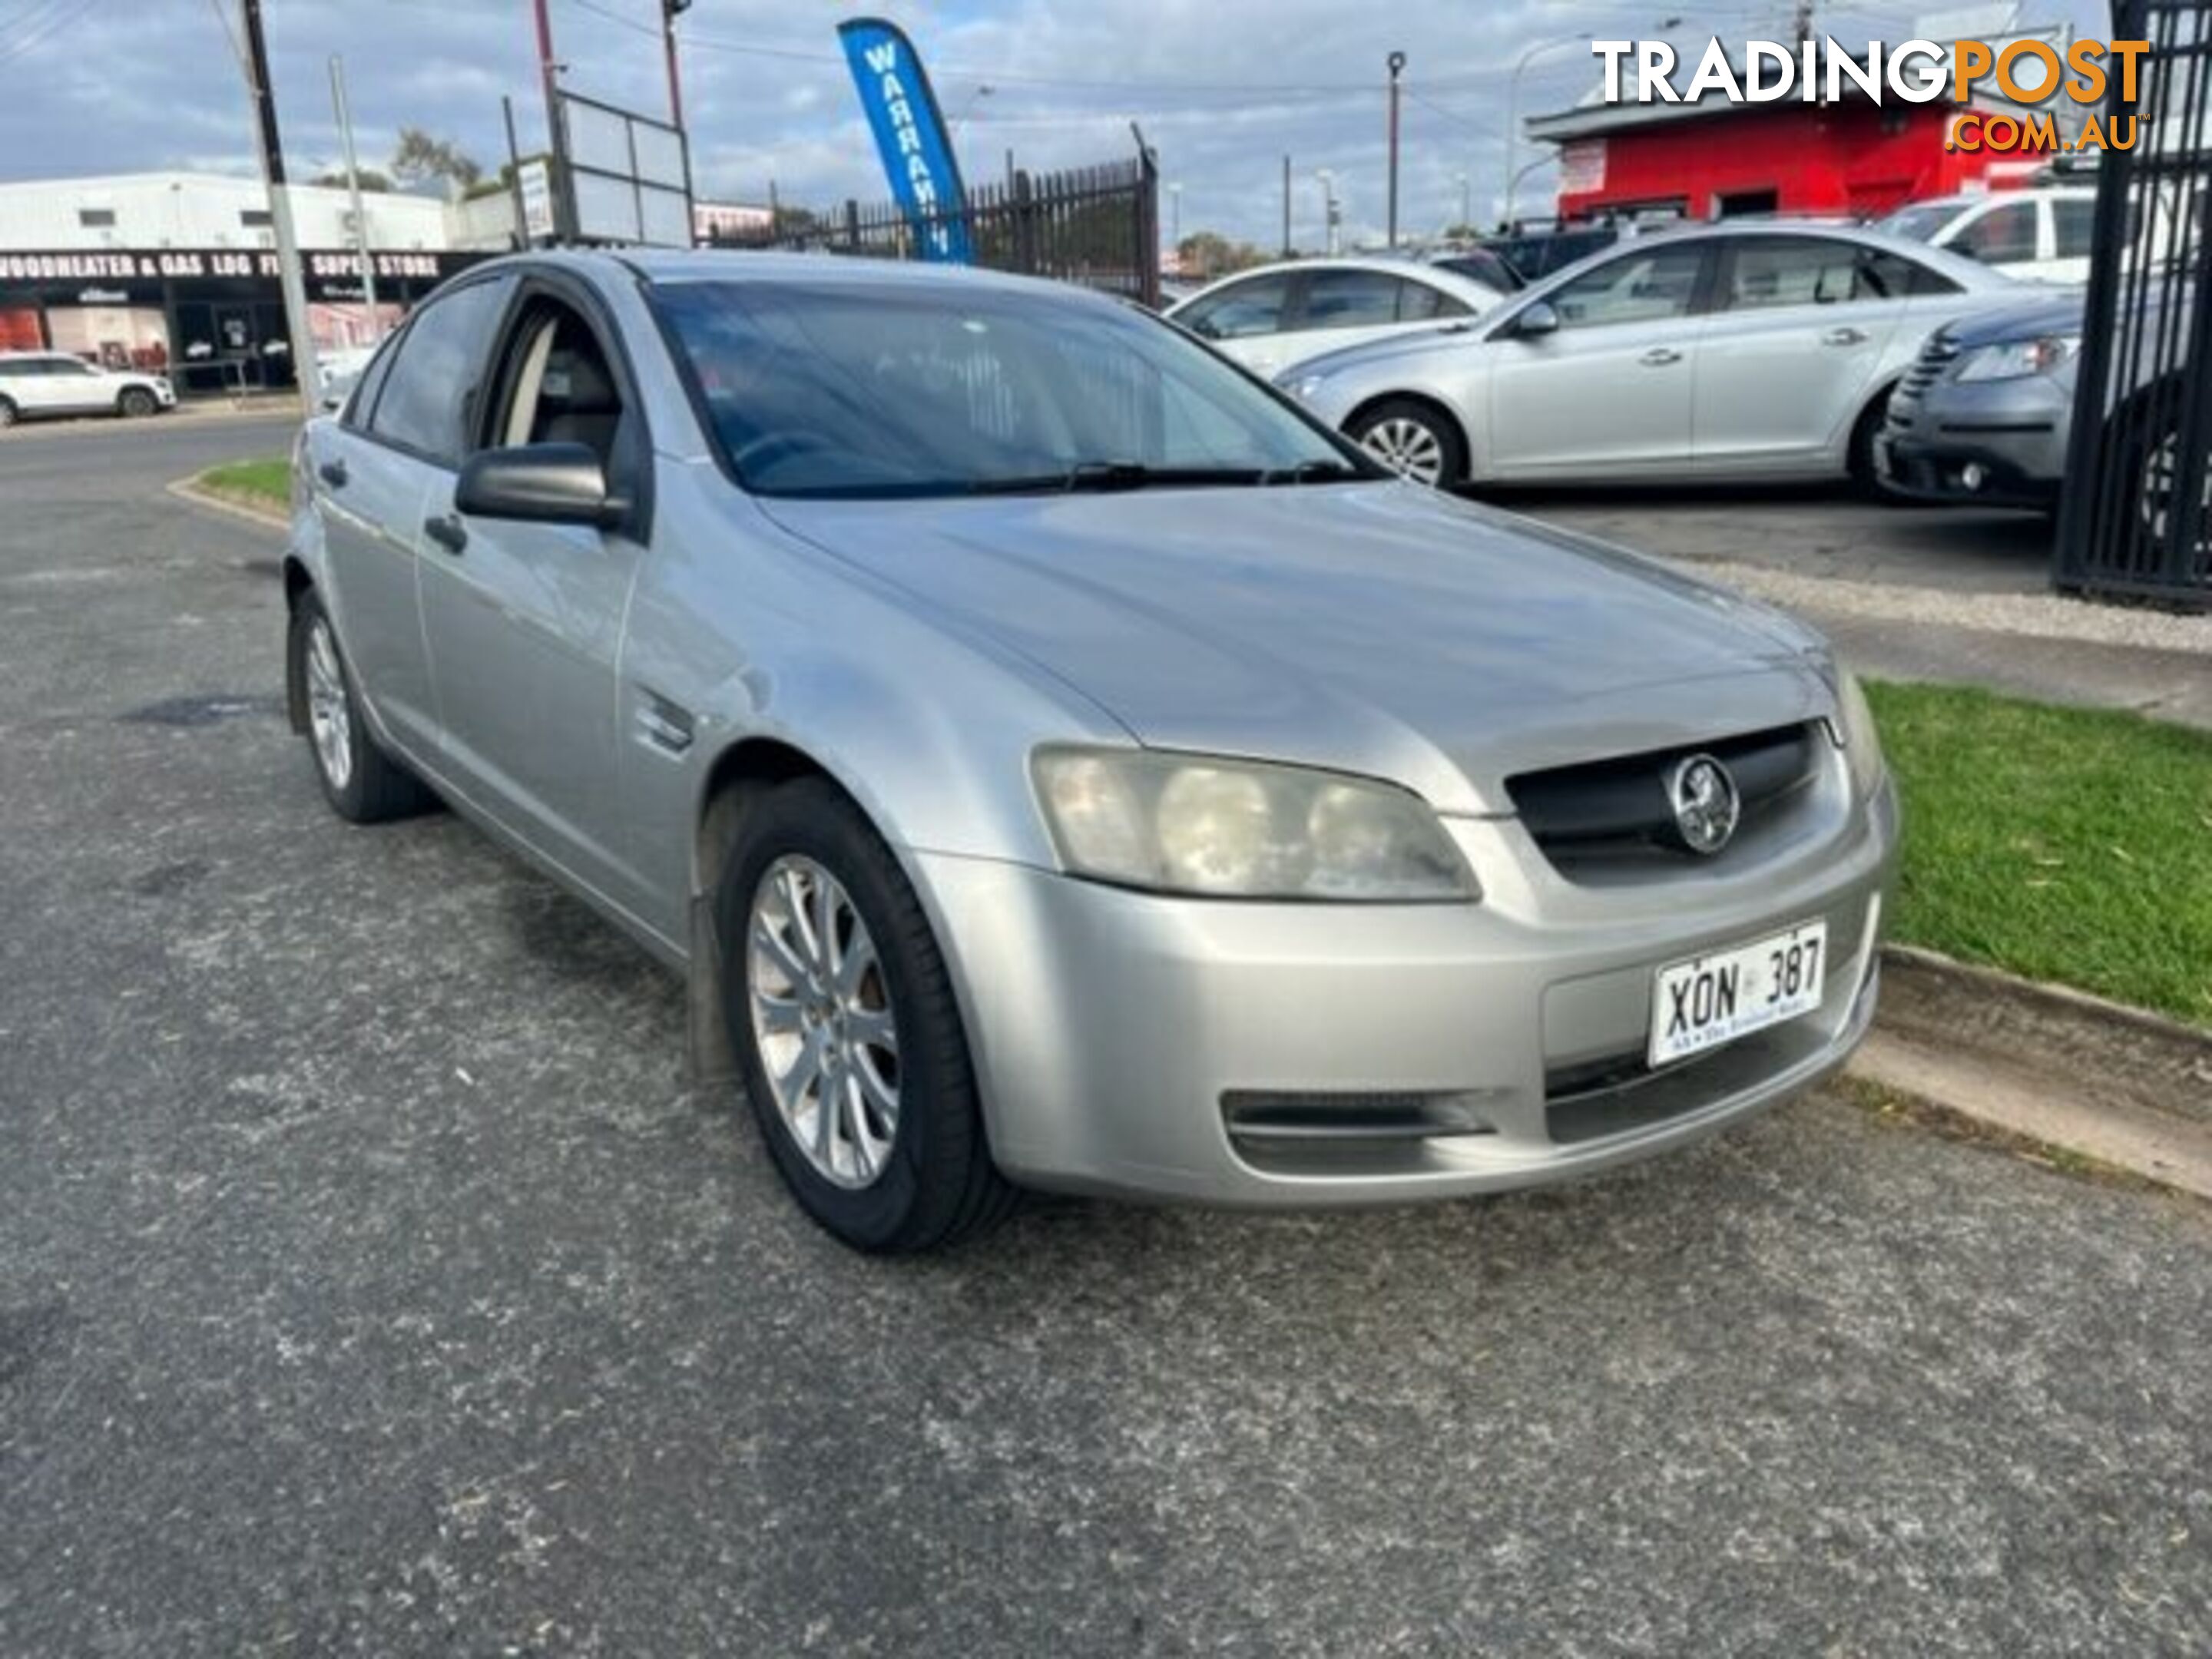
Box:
[0,171,452,253]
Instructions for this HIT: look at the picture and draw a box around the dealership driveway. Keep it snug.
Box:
[4,419,2210,1656]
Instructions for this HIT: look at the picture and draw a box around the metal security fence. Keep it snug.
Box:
[708,151,1162,308]
[2055,0,2212,609]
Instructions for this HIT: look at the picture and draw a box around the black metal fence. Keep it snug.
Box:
[707,151,1161,309]
[2055,0,2212,608]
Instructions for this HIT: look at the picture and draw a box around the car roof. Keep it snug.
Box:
[1165,255,1508,313]
[1561,217,2008,287]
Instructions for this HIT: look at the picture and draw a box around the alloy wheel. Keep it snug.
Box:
[304,616,354,791]
[2138,426,2212,563]
[1360,417,1445,486]
[747,855,901,1190]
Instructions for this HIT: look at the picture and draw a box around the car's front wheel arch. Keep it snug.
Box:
[1346,392,1472,488]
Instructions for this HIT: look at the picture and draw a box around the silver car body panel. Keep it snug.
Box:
[290,250,1897,1208]
[1291,223,2024,485]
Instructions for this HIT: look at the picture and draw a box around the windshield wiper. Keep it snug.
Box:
[1260,458,1367,486]
[965,462,1267,496]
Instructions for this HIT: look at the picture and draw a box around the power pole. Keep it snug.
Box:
[1793,0,1815,41]
[327,55,379,329]
[1386,51,1406,249]
[531,0,568,242]
[1281,154,1292,257]
[238,0,320,411]
[661,0,695,241]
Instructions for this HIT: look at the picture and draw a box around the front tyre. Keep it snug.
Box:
[1349,397,1467,489]
[720,778,1015,1253]
[287,590,434,822]
[118,386,158,419]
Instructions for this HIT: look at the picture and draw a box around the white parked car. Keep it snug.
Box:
[0,351,174,428]
[1879,187,2098,286]
[1167,257,1513,379]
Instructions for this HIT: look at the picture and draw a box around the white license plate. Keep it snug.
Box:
[1647,920,1828,1068]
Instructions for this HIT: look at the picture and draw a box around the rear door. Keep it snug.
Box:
[1692,236,1909,470]
[43,357,111,413]
[1484,240,1713,478]
[310,274,516,760]
[415,278,656,918]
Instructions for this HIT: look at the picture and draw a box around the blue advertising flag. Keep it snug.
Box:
[836,16,974,264]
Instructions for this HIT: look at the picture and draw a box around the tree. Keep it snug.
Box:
[313,167,391,193]
[1177,230,1267,281]
[389,127,482,192]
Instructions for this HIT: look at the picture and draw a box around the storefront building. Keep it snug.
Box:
[0,174,490,396]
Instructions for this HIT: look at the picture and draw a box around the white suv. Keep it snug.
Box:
[1879,187,2098,286]
[0,352,175,428]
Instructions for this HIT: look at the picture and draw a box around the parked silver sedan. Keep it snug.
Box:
[1284,223,2018,489]
[285,250,1896,1253]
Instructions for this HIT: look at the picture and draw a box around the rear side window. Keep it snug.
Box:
[1295,270,1406,331]
[1178,274,1291,341]
[1397,280,1473,321]
[2053,197,2097,260]
[367,276,514,463]
[342,332,404,429]
[1724,237,1863,310]
[1858,250,1961,297]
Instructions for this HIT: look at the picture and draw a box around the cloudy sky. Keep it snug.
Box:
[0,0,2109,246]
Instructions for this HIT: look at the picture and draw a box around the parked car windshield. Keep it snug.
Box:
[654,278,1366,498]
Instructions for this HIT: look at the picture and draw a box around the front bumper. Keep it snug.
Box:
[916,776,1899,1207]
[1879,377,2068,509]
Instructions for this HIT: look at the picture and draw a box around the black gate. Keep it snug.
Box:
[2055,0,2212,608]
[709,148,1162,309]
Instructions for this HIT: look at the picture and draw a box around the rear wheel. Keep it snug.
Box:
[117,386,157,419]
[287,589,435,822]
[720,777,1015,1253]
[1349,398,1468,488]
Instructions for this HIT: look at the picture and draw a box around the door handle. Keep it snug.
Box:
[1823,327,1870,347]
[1639,347,1683,367]
[423,514,468,555]
[318,458,347,488]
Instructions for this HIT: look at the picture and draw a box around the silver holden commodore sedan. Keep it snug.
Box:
[284,250,1897,1253]
[1281,222,2019,491]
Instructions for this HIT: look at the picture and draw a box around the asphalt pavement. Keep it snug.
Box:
[3,416,2210,1656]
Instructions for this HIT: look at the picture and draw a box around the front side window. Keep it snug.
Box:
[1546,245,1707,329]
[367,277,514,463]
[1177,275,1291,340]
[655,280,1362,498]
[1955,201,2038,265]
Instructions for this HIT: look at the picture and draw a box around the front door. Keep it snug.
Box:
[1485,242,1713,478]
[416,288,654,919]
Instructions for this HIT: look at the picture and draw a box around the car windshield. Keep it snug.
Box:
[1881,201,1973,244]
[653,278,1368,498]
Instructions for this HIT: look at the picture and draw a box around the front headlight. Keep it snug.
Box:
[1283,373,1329,404]
[1032,748,1477,902]
[1955,334,2078,382]
[1830,668,1886,796]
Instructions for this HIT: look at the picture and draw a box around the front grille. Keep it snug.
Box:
[1893,329,1961,405]
[1506,723,1822,875]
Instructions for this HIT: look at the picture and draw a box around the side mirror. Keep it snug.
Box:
[1512,300,1561,339]
[455,442,626,529]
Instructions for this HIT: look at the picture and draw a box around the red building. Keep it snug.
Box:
[1525,88,2058,224]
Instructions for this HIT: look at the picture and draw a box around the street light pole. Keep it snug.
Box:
[238,0,320,411]
[1386,51,1406,249]
[1314,169,1339,256]
[1504,17,1678,227]
[327,55,379,329]
[1169,180,1182,250]
[1455,170,1471,236]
